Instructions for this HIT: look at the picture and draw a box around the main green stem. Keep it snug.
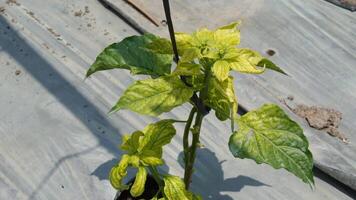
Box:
[183,69,211,189]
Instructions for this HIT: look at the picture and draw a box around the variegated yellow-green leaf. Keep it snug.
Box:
[229,49,265,74]
[211,60,230,81]
[146,38,173,55]
[140,156,164,166]
[175,32,193,54]
[192,28,214,47]
[180,48,201,63]
[110,76,194,116]
[187,192,203,200]
[258,58,287,75]
[185,74,205,91]
[163,175,190,200]
[139,120,176,152]
[229,104,314,186]
[87,33,173,77]
[120,131,144,154]
[173,62,202,76]
[205,77,238,121]
[214,22,240,47]
[130,167,147,197]
[109,154,131,190]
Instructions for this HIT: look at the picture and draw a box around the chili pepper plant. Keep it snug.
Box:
[86,2,314,199]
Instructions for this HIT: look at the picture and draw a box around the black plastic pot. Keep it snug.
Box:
[114,175,162,200]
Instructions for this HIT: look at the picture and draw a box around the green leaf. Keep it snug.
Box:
[258,58,287,75]
[217,21,241,31]
[205,76,238,121]
[173,62,202,76]
[163,175,190,200]
[146,38,173,55]
[111,76,194,116]
[140,156,164,166]
[229,104,314,186]
[109,154,131,190]
[139,120,176,152]
[120,131,144,154]
[130,167,147,197]
[229,49,265,74]
[180,48,200,63]
[87,33,173,77]
[212,60,230,81]
[186,74,205,91]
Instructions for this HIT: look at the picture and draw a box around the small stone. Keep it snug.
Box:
[161,20,167,26]
[287,95,294,101]
[266,49,276,56]
[0,7,5,14]
[15,70,21,75]
[74,10,82,17]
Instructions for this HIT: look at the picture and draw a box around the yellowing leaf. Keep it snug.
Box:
[130,167,147,197]
[214,21,241,47]
[229,104,314,186]
[205,77,238,121]
[180,48,200,63]
[109,154,130,190]
[140,156,164,166]
[229,49,265,74]
[175,32,193,54]
[139,120,176,152]
[173,62,202,76]
[163,176,190,200]
[192,28,214,47]
[120,131,144,154]
[111,76,194,116]
[212,60,230,81]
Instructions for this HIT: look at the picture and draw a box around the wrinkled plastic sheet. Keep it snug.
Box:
[0,0,355,200]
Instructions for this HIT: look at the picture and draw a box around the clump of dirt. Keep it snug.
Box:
[0,7,5,14]
[291,104,348,143]
[266,49,276,56]
[343,0,356,6]
[6,0,20,6]
[15,70,21,76]
[74,10,83,17]
[84,6,90,15]
[74,6,90,17]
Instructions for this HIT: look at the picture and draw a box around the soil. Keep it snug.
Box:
[115,175,161,200]
[343,0,356,6]
[284,100,349,143]
[6,0,19,5]
[0,7,5,14]
[266,49,276,56]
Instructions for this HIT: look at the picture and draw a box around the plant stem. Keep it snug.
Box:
[183,69,211,189]
[183,107,197,166]
[183,111,203,189]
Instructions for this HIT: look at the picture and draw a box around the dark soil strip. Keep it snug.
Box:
[324,0,356,11]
